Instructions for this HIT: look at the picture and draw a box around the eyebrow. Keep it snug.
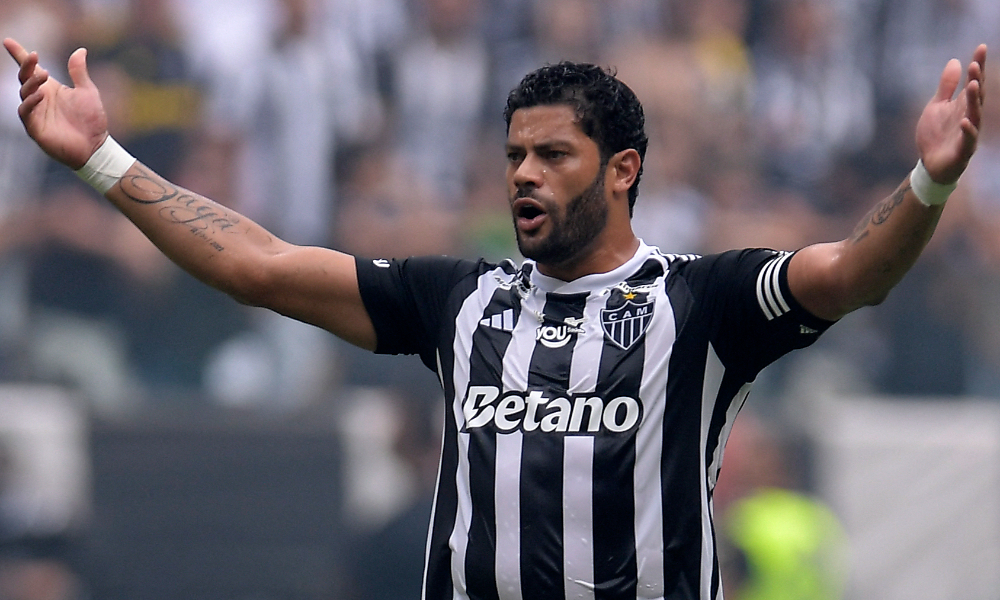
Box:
[505,140,574,153]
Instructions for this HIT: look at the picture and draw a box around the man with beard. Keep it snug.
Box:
[4,38,987,600]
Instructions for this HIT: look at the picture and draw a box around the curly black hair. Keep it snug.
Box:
[503,62,648,215]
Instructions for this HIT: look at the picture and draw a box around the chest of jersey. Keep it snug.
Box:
[458,278,678,438]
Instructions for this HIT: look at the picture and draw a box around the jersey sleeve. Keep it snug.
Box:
[355,255,482,363]
[677,249,836,379]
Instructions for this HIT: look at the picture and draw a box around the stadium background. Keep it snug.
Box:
[0,0,998,598]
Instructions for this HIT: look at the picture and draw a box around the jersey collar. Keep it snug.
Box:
[526,240,652,295]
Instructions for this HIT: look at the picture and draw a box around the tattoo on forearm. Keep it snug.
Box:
[119,167,240,252]
[850,184,911,244]
[119,170,176,205]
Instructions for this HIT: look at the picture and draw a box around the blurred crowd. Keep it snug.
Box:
[2,0,1000,408]
[1,0,1000,597]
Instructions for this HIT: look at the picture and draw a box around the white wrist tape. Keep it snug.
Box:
[909,159,957,206]
[74,136,136,194]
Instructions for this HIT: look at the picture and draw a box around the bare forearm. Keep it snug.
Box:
[790,178,945,321]
[790,44,985,322]
[101,161,377,350]
[104,161,281,303]
[842,178,944,300]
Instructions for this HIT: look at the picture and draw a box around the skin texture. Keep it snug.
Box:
[510,158,608,268]
[1,37,988,346]
[3,39,379,350]
[505,104,641,282]
[787,45,987,321]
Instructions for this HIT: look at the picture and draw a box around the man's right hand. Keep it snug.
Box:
[3,40,379,353]
[4,37,109,170]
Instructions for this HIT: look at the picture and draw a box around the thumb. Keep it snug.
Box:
[66,47,95,90]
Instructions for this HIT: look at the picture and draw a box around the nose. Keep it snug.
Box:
[511,152,544,191]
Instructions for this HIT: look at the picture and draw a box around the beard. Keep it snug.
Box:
[513,169,609,267]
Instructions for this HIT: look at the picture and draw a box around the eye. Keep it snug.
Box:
[506,150,524,163]
[545,150,567,160]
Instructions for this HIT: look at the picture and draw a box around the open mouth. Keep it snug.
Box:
[513,197,547,231]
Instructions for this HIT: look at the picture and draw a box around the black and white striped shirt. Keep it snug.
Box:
[356,241,832,600]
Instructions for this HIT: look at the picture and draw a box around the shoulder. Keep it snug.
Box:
[358,254,511,283]
[659,248,800,321]
[356,254,521,309]
[664,248,791,281]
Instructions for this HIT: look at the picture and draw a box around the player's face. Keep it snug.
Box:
[506,104,609,267]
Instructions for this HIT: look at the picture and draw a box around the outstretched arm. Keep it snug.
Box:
[4,37,378,351]
[789,44,987,321]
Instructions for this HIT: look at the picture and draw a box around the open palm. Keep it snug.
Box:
[915,44,987,184]
[4,38,108,170]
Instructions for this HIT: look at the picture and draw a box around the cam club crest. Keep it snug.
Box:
[602,298,654,350]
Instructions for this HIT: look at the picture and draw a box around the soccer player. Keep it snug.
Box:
[4,37,986,600]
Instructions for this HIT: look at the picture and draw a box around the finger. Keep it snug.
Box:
[968,51,986,106]
[18,67,49,101]
[2,38,29,67]
[965,79,983,129]
[974,43,988,72]
[960,117,979,157]
[18,89,44,122]
[976,43,988,105]
[16,51,39,85]
[936,58,962,102]
[968,55,983,85]
[66,47,94,90]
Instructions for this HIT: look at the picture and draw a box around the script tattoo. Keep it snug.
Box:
[850,184,911,244]
[120,167,240,252]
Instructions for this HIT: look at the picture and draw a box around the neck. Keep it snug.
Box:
[536,233,641,282]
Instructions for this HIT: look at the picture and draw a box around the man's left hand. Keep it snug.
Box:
[916,44,987,184]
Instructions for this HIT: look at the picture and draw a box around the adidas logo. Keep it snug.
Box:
[800,324,818,335]
[480,309,515,332]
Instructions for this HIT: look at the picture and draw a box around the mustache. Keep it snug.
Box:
[511,186,545,203]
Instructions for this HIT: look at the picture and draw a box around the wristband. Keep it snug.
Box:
[74,135,136,194]
[909,159,957,207]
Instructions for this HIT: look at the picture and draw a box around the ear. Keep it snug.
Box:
[608,149,641,197]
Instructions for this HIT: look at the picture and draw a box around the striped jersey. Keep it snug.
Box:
[355,241,833,600]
